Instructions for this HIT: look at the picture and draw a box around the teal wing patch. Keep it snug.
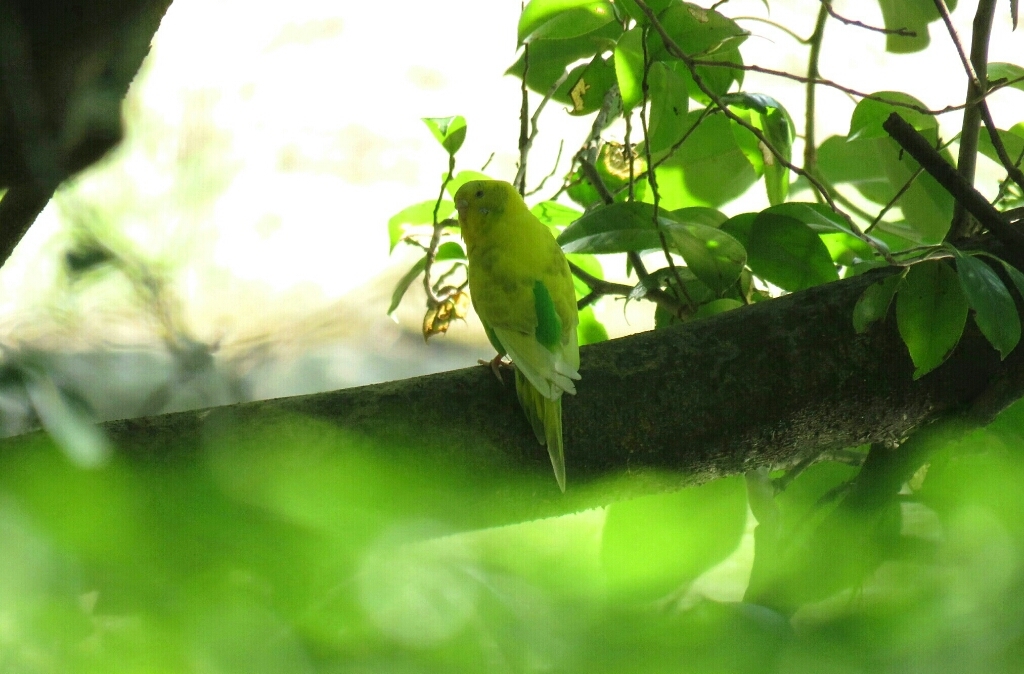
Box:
[533,280,562,352]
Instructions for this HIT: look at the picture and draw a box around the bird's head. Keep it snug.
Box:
[454,180,511,231]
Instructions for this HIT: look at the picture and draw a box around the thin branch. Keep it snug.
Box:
[864,166,925,234]
[804,3,829,177]
[993,142,1024,207]
[610,105,716,202]
[931,0,1024,235]
[567,260,690,319]
[688,59,976,116]
[732,16,813,44]
[623,103,635,202]
[423,163,457,306]
[935,0,990,236]
[640,26,692,310]
[865,135,957,234]
[634,0,887,258]
[525,139,564,197]
[515,42,530,195]
[515,68,571,194]
[820,0,916,36]
[574,154,615,205]
[883,113,1024,252]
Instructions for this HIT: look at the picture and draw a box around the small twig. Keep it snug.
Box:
[635,0,887,259]
[623,104,635,202]
[864,166,925,235]
[423,163,457,306]
[525,139,564,197]
[803,3,829,177]
[515,42,530,195]
[555,84,623,203]
[640,26,692,310]
[610,105,716,201]
[993,143,1024,207]
[567,260,690,319]
[732,16,813,44]
[575,154,616,205]
[820,0,916,36]
[866,134,957,234]
[831,188,881,223]
[883,112,1024,252]
[515,69,571,194]
[931,0,1024,236]
[688,59,975,116]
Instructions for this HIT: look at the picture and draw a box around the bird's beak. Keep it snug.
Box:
[456,198,468,212]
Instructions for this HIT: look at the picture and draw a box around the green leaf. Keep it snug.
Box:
[694,297,743,318]
[435,241,466,261]
[389,257,427,316]
[665,221,746,293]
[567,252,605,299]
[564,55,618,115]
[761,202,886,264]
[655,3,748,59]
[650,111,758,209]
[988,62,1024,93]
[992,257,1024,302]
[518,0,615,43]
[849,92,933,141]
[613,25,645,110]
[853,270,905,333]
[387,243,465,315]
[601,476,748,601]
[444,170,493,197]
[818,134,954,244]
[531,201,582,227]
[876,0,958,53]
[422,116,467,155]
[723,93,795,205]
[746,212,839,291]
[646,62,690,152]
[506,21,623,101]
[558,202,735,269]
[615,0,673,24]
[578,305,609,346]
[896,260,969,379]
[977,127,1024,169]
[952,250,1021,359]
[558,201,661,253]
[654,4,746,100]
[388,200,454,252]
[719,211,757,248]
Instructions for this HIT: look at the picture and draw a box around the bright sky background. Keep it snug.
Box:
[0,0,1019,392]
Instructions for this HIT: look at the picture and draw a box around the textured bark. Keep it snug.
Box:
[5,263,1017,532]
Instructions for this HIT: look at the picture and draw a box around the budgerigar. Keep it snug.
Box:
[455,180,580,492]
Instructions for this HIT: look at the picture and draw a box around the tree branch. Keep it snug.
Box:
[14,258,1021,532]
[882,112,1024,253]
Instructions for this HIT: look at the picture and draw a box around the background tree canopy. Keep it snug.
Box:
[2,0,1024,672]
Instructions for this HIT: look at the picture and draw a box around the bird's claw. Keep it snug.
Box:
[478,354,509,384]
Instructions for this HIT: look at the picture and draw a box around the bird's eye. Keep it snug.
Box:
[475,190,484,198]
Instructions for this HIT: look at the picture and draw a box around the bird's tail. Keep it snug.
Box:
[515,367,566,492]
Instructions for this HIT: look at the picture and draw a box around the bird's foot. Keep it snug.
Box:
[478,354,510,384]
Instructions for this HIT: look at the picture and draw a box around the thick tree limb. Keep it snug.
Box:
[6,261,1021,533]
[0,0,173,267]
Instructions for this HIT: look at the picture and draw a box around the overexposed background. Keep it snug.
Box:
[0,0,1019,420]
